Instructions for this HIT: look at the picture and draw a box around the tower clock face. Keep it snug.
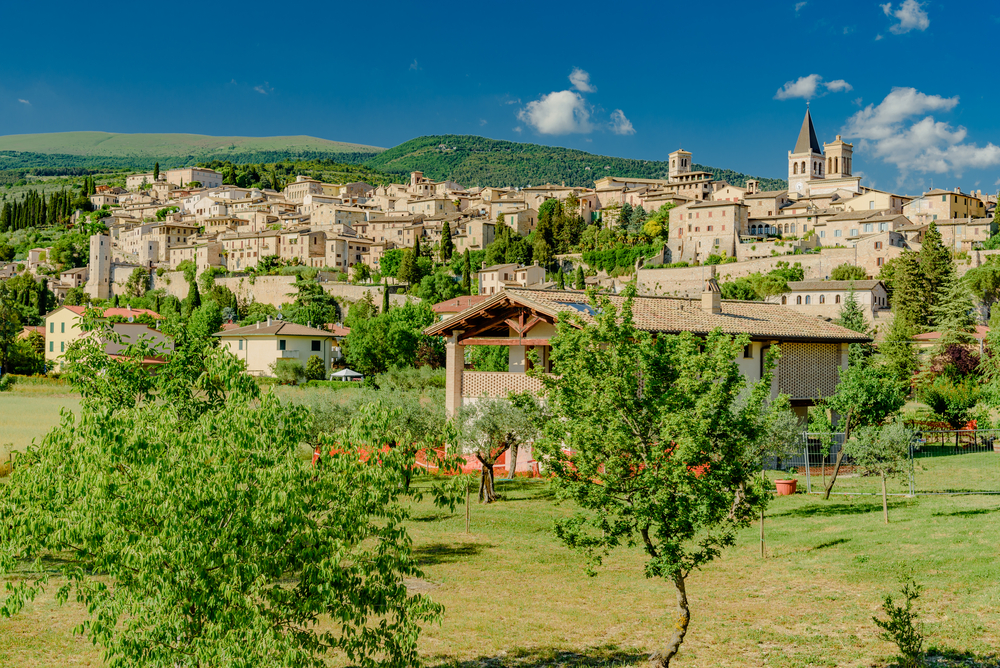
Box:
[796,181,803,192]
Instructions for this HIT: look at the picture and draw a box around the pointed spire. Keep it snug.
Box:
[793,107,823,155]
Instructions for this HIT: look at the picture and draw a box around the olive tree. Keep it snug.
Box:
[844,421,913,523]
[457,393,544,502]
[0,335,440,667]
[536,286,776,667]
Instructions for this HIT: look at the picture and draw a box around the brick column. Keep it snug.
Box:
[445,332,465,418]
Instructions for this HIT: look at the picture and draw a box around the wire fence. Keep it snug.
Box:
[766,430,1000,496]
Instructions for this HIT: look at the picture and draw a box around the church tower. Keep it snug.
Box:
[823,135,853,179]
[668,149,692,181]
[787,107,824,197]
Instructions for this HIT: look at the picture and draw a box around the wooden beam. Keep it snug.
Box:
[458,337,551,347]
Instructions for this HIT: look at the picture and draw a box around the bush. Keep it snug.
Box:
[918,376,981,429]
[873,581,924,668]
[0,374,15,392]
[305,355,326,381]
[372,365,446,391]
[301,380,362,390]
[271,359,305,385]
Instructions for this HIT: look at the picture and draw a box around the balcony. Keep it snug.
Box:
[462,371,548,399]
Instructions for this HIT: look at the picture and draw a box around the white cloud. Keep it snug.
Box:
[17,98,30,105]
[569,67,596,93]
[252,83,272,95]
[774,74,853,101]
[479,119,488,126]
[843,87,1000,177]
[517,90,592,135]
[794,1,807,13]
[609,109,635,136]
[881,0,929,34]
[513,126,523,134]
[875,33,884,40]
[409,59,420,71]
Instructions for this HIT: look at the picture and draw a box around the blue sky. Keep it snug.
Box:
[2,0,998,195]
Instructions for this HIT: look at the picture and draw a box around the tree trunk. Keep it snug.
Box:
[507,443,519,480]
[477,457,499,503]
[822,410,853,500]
[760,508,765,558]
[649,573,691,667]
[881,472,889,524]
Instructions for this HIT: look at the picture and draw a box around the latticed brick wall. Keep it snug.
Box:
[776,343,840,399]
[462,372,547,399]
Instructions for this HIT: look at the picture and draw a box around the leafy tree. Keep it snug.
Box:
[876,315,918,390]
[441,220,454,261]
[380,248,404,279]
[536,286,777,667]
[187,300,224,341]
[272,358,306,385]
[397,248,419,289]
[0,346,440,667]
[305,354,326,381]
[574,266,585,290]
[532,236,553,269]
[287,278,339,327]
[830,263,867,281]
[63,287,89,307]
[628,204,647,235]
[177,259,197,285]
[345,301,439,376]
[123,267,148,299]
[382,281,390,314]
[0,242,13,262]
[720,278,759,301]
[345,291,378,328]
[415,270,462,305]
[457,394,545,501]
[0,283,21,375]
[844,422,914,523]
[182,279,201,319]
[888,252,928,329]
[618,201,633,230]
[557,270,565,289]
[918,376,981,429]
[413,234,422,259]
[963,257,1000,320]
[469,345,508,372]
[821,363,907,499]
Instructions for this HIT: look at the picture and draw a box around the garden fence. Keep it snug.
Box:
[766,430,1000,496]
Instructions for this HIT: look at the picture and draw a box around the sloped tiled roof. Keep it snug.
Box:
[213,322,336,338]
[427,288,870,343]
[432,295,490,314]
[787,280,882,291]
[62,305,163,319]
[794,108,823,155]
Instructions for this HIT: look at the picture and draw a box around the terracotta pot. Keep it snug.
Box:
[775,479,797,496]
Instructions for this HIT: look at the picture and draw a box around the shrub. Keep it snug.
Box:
[373,365,446,391]
[0,374,15,392]
[918,376,981,429]
[873,581,924,668]
[271,359,305,385]
[301,380,362,390]
[304,355,326,381]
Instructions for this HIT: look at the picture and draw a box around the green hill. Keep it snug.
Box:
[0,132,384,171]
[365,135,787,190]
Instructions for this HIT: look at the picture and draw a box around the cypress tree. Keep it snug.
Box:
[382,282,390,314]
[413,235,422,259]
[153,162,160,182]
[574,266,585,290]
[930,270,977,349]
[397,249,417,290]
[462,249,472,294]
[919,222,953,309]
[184,281,201,318]
[837,286,874,366]
[892,251,929,329]
[557,270,566,289]
[877,315,918,392]
[112,294,120,308]
[441,221,454,261]
[37,279,48,317]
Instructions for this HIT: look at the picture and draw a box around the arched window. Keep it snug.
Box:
[801,161,806,174]
[819,295,825,304]
[834,156,839,173]
[796,296,802,305]
[793,163,798,175]
[782,296,787,304]
[835,295,841,304]
[805,295,811,305]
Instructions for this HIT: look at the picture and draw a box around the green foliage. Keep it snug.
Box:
[719,265,800,302]
[469,345,508,372]
[380,248,404,279]
[187,300,224,341]
[883,252,928,329]
[830,263,868,281]
[536,285,776,663]
[177,259,197,285]
[351,262,371,284]
[964,256,1000,320]
[441,220,454,261]
[929,270,977,349]
[0,343,440,667]
[123,267,148,299]
[305,354,326,381]
[837,288,874,366]
[574,266,585,290]
[272,358,306,385]
[581,242,661,274]
[154,206,179,221]
[919,223,954,311]
[845,421,914,521]
[873,581,925,668]
[345,300,440,376]
[918,376,981,429]
[876,315,918,390]
[826,363,907,430]
[288,277,339,327]
[372,365,446,391]
[0,188,79,233]
[414,269,462,304]
[201,157,394,189]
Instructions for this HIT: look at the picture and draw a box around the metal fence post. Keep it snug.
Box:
[804,437,811,494]
[908,441,915,496]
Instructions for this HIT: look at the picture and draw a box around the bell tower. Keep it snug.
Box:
[787,106,824,197]
[669,149,692,181]
[823,135,853,179]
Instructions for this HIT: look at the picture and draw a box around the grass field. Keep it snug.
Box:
[0,381,80,462]
[3,393,1000,668]
[0,132,384,158]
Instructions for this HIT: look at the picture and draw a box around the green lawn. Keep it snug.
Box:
[3,392,1000,668]
[0,383,80,462]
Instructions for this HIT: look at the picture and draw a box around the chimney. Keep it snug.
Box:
[267,316,271,327]
[701,267,721,314]
[256,320,260,329]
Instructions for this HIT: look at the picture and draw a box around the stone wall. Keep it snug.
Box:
[153,272,415,309]
[637,249,857,297]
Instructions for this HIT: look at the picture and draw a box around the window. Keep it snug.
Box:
[870,201,875,210]
[278,340,286,351]
[49,322,54,333]
[834,230,842,237]
[877,257,884,267]
[311,340,321,352]
[695,227,699,232]
[707,226,713,231]
[820,230,825,238]
[835,295,841,304]
[875,241,883,250]
[49,341,54,352]
[851,229,859,237]
[238,340,243,351]
[743,344,753,359]
[805,296,811,305]
[781,296,787,304]
[819,295,826,304]
[61,342,65,352]
[796,296,802,304]
[942,195,947,202]
[61,322,65,333]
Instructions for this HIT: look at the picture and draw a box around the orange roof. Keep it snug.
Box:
[62,305,164,319]
[324,323,351,336]
[913,326,989,342]
[432,294,490,314]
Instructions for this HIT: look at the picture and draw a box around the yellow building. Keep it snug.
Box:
[903,189,988,224]
[44,305,171,370]
[214,320,338,377]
